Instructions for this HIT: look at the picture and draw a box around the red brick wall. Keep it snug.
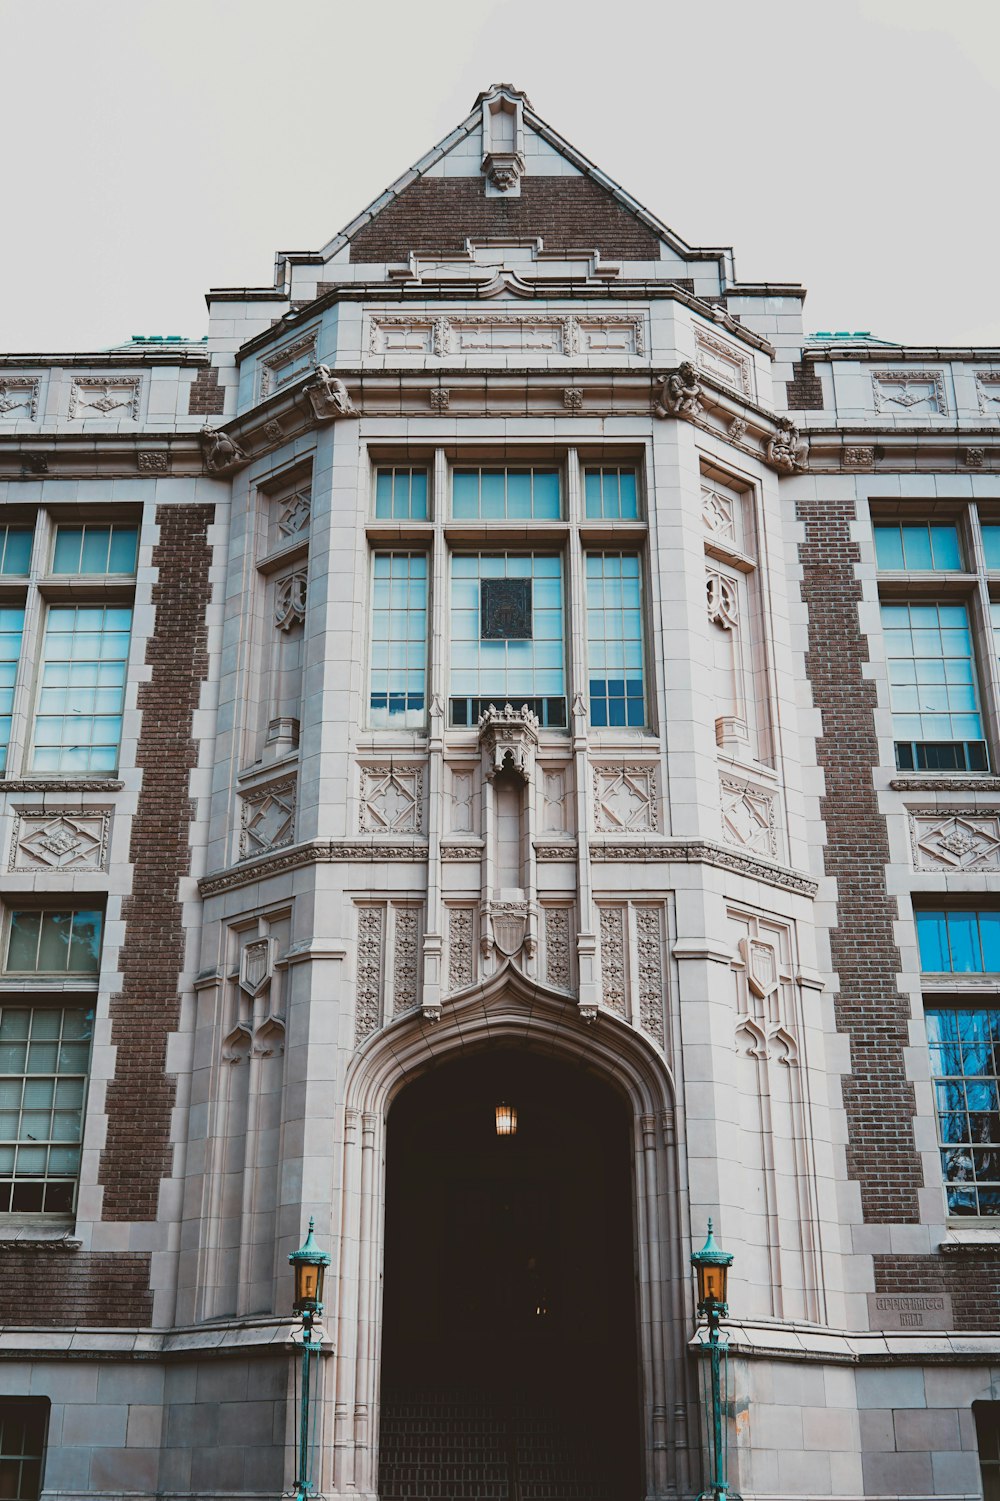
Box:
[875,1251,1000,1332]
[786,359,825,410]
[797,500,922,1222]
[0,1251,152,1327]
[188,366,225,416]
[98,504,214,1221]
[349,176,662,262]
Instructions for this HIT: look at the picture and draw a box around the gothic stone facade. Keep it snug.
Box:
[1,83,999,1501]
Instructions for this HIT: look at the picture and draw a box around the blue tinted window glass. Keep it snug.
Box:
[917,912,948,971]
[586,554,646,729]
[927,1007,1000,1215]
[0,528,32,575]
[369,553,427,729]
[981,914,1000,973]
[874,526,905,570]
[948,912,982,973]
[983,526,1000,570]
[901,525,933,570]
[930,525,962,570]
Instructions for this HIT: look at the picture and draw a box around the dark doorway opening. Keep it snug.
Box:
[379,1048,641,1500]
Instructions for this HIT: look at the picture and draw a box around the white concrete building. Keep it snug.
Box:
[2,83,1000,1501]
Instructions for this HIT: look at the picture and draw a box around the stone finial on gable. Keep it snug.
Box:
[480,83,526,195]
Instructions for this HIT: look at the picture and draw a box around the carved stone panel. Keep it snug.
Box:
[871,369,947,415]
[368,312,645,359]
[239,937,276,998]
[542,770,568,833]
[355,905,384,1044]
[544,907,572,991]
[392,907,420,1014]
[277,489,311,539]
[594,766,658,833]
[599,906,627,1017]
[910,811,1000,871]
[0,378,40,421]
[450,770,475,833]
[240,777,296,859]
[635,906,666,1046]
[975,371,1000,415]
[360,765,424,833]
[695,327,753,396]
[448,907,475,992]
[274,570,308,632]
[721,777,777,857]
[9,809,110,872]
[701,485,736,541]
[68,376,142,420]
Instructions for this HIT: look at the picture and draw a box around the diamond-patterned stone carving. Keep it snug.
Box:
[911,812,1000,871]
[360,765,424,833]
[594,766,658,832]
[10,810,110,872]
[277,489,311,538]
[68,376,141,420]
[240,777,296,859]
[721,777,777,857]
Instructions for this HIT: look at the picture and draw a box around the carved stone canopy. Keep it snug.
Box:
[478,702,540,782]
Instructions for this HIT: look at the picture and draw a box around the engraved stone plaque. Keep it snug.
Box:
[481,578,532,640]
[866,1292,953,1331]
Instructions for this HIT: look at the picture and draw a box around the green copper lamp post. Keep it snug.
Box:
[691,1220,735,1501]
[289,1219,331,1501]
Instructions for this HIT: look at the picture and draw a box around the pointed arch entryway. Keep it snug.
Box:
[329,963,693,1501]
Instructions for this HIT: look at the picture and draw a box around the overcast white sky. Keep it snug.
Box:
[2,0,998,354]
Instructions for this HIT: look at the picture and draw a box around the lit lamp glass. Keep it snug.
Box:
[690,1219,733,1316]
[495,1101,517,1137]
[289,1218,331,1315]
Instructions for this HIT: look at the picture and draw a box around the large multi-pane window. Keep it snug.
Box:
[450,554,565,727]
[30,606,132,773]
[927,1007,1000,1216]
[0,1004,93,1214]
[367,458,651,734]
[880,602,986,771]
[0,609,24,774]
[874,521,963,571]
[5,909,103,975]
[0,1401,49,1501]
[0,512,137,778]
[586,553,646,728]
[369,553,427,729]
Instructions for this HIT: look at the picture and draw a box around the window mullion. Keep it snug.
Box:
[565,450,587,714]
[430,449,447,715]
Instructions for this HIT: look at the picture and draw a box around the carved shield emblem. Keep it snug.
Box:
[240,938,275,997]
[741,937,779,999]
[492,910,526,958]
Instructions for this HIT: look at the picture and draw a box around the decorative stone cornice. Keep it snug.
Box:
[590,838,817,895]
[0,779,125,794]
[199,838,430,896]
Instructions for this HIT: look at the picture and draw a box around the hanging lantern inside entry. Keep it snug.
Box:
[495,1101,518,1137]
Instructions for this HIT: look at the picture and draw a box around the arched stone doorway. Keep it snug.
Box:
[330,964,690,1501]
[379,1048,640,1498]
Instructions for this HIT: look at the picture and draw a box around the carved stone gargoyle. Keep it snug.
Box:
[201,426,247,475]
[766,415,809,473]
[303,365,357,422]
[654,362,704,420]
[477,702,540,783]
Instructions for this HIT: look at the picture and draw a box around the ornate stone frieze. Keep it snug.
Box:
[368,312,645,359]
[429,387,451,411]
[706,572,739,629]
[721,777,777,857]
[636,906,666,1046]
[441,844,484,861]
[0,377,40,421]
[765,416,808,473]
[910,811,1000,871]
[448,907,474,991]
[727,416,748,443]
[599,906,627,1016]
[694,327,753,396]
[68,376,141,420]
[544,907,572,991]
[966,447,986,468]
[654,362,703,419]
[593,766,658,833]
[563,387,584,411]
[9,809,110,872]
[202,426,247,475]
[843,446,875,467]
[239,776,296,860]
[479,703,539,782]
[589,838,817,895]
[136,450,169,472]
[359,765,424,833]
[263,419,283,442]
[871,369,947,415]
[355,905,385,1044]
[274,570,308,631]
[304,365,356,421]
[392,908,420,1013]
[277,489,311,538]
[534,842,577,860]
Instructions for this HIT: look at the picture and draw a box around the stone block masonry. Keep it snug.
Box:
[98,504,214,1222]
[797,499,922,1222]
